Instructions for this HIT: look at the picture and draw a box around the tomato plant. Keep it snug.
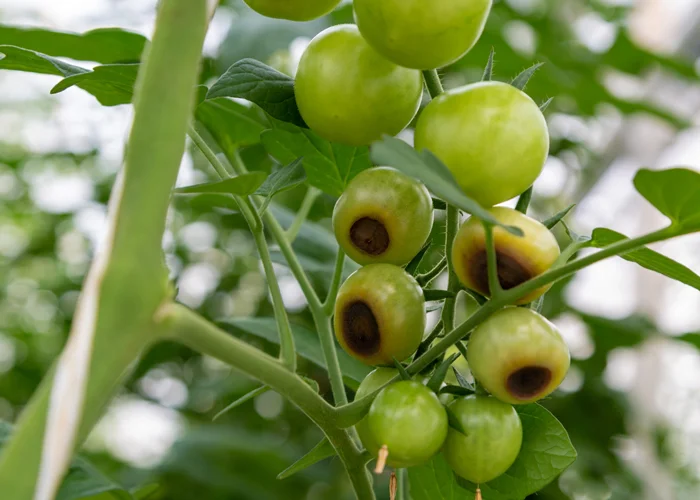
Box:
[1,2,699,500]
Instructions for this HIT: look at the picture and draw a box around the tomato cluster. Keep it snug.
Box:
[248,0,571,491]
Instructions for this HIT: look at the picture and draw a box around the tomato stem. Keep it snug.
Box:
[285,186,320,243]
[483,222,504,298]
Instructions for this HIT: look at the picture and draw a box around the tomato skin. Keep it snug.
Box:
[354,368,399,459]
[243,0,340,21]
[334,264,425,366]
[414,81,549,207]
[452,207,560,304]
[467,307,570,405]
[443,395,522,484]
[368,381,448,467]
[295,25,423,146]
[333,167,434,266]
[354,0,492,69]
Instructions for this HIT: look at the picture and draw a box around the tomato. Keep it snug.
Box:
[333,167,434,266]
[467,307,570,405]
[414,81,549,207]
[295,24,423,146]
[334,264,425,365]
[368,381,448,467]
[443,395,522,483]
[354,0,492,69]
[354,368,399,457]
[243,0,340,21]
[452,207,560,304]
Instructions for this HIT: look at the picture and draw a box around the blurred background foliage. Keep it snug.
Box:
[1,0,700,498]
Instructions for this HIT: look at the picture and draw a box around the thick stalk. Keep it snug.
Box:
[161,304,374,499]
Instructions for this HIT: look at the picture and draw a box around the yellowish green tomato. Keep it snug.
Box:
[452,207,560,304]
[467,307,570,405]
[354,0,493,69]
[354,368,399,458]
[334,264,425,365]
[443,395,522,484]
[295,24,423,146]
[414,81,549,207]
[333,167,434,266]
[243,0,340,21]
[368,381,448,467]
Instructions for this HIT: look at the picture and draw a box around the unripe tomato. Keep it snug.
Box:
[354,368,399,457]
[368,381,448,467]
[467,308,570,405]
[414,81,549,207]
[354,0,492,69]
[295,25,423,146]
[443,395,522,484]
[452,207,560,304]
[334,264,425,365]
[243,0,340,21]
[333,167,434,266]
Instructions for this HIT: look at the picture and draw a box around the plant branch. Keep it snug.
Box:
[484,222,503,298]
[423,69,444,98]
[162,304,374,498]
[441,205,460,332]
[416,256,447,287]
[286,187,320,243]
[323,249,347,315]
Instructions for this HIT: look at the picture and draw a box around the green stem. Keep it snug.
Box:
[315,314,349,406]
[286,187,320,243]
[441,204,460,332]
[484,223,503,299]
[416,256,447,287]
[423,69,444,98]
[189,128,296,370]
[397,468,408,500]
[323,249,347,315]
[161,304,374,499]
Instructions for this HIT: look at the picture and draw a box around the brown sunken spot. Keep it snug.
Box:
[468,249,533,294]
[342,301,381,356]
[506,366,552,400]
[350,217,390,256]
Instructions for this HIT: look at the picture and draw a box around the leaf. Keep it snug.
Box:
[212,386,270,421]
[0,45,87,77]
[405,242,431,276]
[196,97,271,150]
[514,186,533,214]
[221,318,371,390]
[511,62,544,91]
[439,385,474,396]
[591,228,700,290]
[427,353,460,393]
[409,404,576,500]
[0,25,146,63]
[432,198,447,210]
[175,172,268,196]
[542,204,575,230]
[206,58,306,127]
[51,64,140,106]
[539,97,554,112]
[633,168,700,230]
[262,123,371,197]
[424,290,456,301]
[482,47,495,81]
[277,438,336,480]
[452,367,474,391]
[371,137,522,236]
[445,407,467,436]
[255,158,307,214]
[393,358,412,381]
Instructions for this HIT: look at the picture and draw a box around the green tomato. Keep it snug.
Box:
[414,81,549,207]
[334,264,425,365]
[354,368,399,457]
[243,0,340,21]
[295,24,423,146]
[467,307,570,405]
[452,207,560,304]
[354,0,492,69]
[333,167,434,266]
[368,381,448,467]
[443,395,522,484]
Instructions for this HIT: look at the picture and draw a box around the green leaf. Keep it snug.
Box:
[221,318,371,390]
[439,385,474,397]
[0,25,146,63]
[591,228,700,290]
[514,186,533,214]
[196,97,271,150]
[426,353,460,393]
[206,58,306,127]
[633,168,700,230]
[542,204,575,229]
[393,358,413,381]
[262,123,371,197]
[452,367,474,391]
[410,404,576,500]
[371,137,522,236]
[51,64,139,106]
[432,198,447,210]
[445,407,467,436]
[511,62,544,91]
[0,45,87,76]
[539,97,554,112]
[212,386,270,421]
[423,289,456,301]
[277,438,336,480]
[482,47,495,81]
[255,158,307,214]
[405,242,431,276]
[175,172,268,196]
